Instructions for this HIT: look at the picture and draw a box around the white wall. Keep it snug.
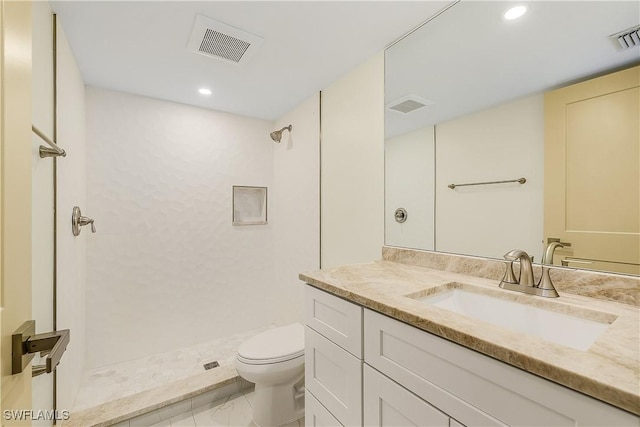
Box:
[385,126,435,250]
[85,88,286,369]
[321,53,385,268]
[271,93,320,324]
[435,95,544,261]
[55,21,87,409]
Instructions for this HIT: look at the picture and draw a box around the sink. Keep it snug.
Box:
[409,284,614,351]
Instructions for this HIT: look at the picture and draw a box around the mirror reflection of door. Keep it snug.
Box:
[544,66,640,275]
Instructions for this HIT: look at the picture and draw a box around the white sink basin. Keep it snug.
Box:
[413,286,612,351]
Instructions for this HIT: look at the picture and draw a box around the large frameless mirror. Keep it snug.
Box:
[384,1,639,275]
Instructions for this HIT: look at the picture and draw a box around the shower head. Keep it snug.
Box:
[270,125,292,143]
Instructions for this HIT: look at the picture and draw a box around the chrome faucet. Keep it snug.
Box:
[537,240,570,297]
[499,249,559,298]
[542,240,570,265]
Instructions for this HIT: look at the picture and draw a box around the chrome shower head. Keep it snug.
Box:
[270,125,292,143]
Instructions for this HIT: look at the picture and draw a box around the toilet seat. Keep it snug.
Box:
[237,323,304,365]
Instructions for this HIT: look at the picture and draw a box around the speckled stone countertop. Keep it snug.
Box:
[299,254,640,416]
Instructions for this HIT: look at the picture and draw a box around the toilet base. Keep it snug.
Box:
[252,376,305,427]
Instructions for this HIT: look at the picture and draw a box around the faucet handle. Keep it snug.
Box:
[500,260,518,286]
[72,206,97,236]
[537,266,560,298]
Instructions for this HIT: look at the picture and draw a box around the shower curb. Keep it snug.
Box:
[63,365,250,427]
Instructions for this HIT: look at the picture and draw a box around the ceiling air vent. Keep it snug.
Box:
[609,25,640,51]
[386,94,434,114]
[188,14,263,65]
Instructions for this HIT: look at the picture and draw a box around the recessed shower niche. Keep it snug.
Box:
[232,185,268,225]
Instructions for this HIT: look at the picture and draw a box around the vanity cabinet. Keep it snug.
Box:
[304,285,639,427]
[305,285,362,426]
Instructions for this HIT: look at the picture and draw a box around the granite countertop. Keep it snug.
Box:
[299,259,640,416]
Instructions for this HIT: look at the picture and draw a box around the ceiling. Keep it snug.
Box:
[385,1,640,138]
[50,1,453,121]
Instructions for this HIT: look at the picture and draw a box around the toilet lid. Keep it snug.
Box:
[237,323,304,364]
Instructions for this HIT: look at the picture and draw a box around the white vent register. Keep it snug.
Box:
[609,25,640,51]
[188,14,263,65]
[386,94,434,114]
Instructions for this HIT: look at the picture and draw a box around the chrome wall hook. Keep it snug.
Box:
[72,206,96,236]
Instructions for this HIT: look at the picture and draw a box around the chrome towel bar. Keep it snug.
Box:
[448,177,526,189]
[32,125,66,158]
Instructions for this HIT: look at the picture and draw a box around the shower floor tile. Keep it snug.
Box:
[73,327,272,412]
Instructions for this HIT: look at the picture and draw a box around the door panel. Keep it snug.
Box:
[1,0,34,420]
[31,1,55,424]
[544,66,640,274]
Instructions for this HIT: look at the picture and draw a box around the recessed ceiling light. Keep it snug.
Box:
[503,5,527,20]
[198,88,212,95]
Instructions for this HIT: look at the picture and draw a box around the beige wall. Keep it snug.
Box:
[272,93,320,324]
[435,95,544,261]
[320,53,385,268]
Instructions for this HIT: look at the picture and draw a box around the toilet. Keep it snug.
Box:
[235,323,305,427]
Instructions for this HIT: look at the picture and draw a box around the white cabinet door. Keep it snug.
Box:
[306,391,344,427]
[305,285,363,358]
[364,309,639,427]
[305,326,362,426]
[364,365,449,427]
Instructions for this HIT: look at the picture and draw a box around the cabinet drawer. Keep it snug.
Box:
[306,390,344,427]
[364,310,503,426]
[305,285,363,358]
[364,364,449,427]
[306,326,362,426]
[364,309,638,427]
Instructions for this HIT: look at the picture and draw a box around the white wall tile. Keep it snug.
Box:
[385,126,435,250]
[85,88,277,368]
[84,87,319,372]
[55,19,88,410]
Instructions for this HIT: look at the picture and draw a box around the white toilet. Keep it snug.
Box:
[235,323,305,427]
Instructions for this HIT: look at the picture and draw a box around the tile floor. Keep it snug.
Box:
[74,326,273,411]
[144,390,304,427]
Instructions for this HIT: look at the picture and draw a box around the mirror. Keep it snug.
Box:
[385,1,639,275]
